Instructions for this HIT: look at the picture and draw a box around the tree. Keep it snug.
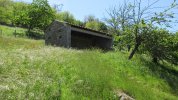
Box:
[27,0,55,31]
[55,11,75,24]
[98,22,108,32]
[55,11,85,26]
[0,0,13,24]
[84,15,107,32]
[141,26,178,64]
[106,0,177,59]
[105,1,135,51]
[84,15,98,23]
[105,1,132,34]
[74,20,85,26]
[12,2,29,27]
[85,21,107,32]
[129,0,177,59]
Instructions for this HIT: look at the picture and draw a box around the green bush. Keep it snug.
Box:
[142,28,178,64]
[26,28,44,39]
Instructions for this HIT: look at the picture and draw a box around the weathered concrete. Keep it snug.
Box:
[45,20,113,49]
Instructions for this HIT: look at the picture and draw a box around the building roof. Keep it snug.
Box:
[63,21,112,37]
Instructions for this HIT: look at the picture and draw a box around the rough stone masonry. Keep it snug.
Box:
[45,20,113,50]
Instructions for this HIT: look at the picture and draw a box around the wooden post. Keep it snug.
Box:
[14,27,17,37]
[0,30,2,36]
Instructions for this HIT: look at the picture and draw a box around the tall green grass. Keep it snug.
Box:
[0,25,27,36]
[0,36,178,100]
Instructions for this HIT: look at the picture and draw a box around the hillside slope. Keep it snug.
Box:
[0,35,178,100]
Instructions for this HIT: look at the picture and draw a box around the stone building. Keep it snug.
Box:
[45,20,113,49]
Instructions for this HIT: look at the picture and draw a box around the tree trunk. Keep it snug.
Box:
[128,36,142,60]
[128,43,140,59]
[28,25,31,32]
[27,25,32,37]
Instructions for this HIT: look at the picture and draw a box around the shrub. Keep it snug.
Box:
[26,28,44,39]
[142,28,178,64]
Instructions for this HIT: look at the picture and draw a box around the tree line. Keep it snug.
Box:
[0,0,178,65]
[0,0,107,33]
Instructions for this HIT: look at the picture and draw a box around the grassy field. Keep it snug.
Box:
[0,25,27,37]
[0,26,178,99]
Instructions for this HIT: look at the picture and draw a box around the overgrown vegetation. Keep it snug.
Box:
[141,26,178,64]
[0,35,178,100]
[105,0,178,64]
[0,0,178,99]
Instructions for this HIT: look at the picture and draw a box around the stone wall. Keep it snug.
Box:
[45,21,113,50]
[45,21,71,48]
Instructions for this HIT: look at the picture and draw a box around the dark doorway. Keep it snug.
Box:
[71,31,112,49]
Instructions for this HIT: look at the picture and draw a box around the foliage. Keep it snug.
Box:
[85,21,107,32]
[0,0,55,31]
[12,2,29,27]
[0,0,177,66]
[142,27,178,64]
[0,34,178,99]
[26,28,44,39]
[113,28,134,51]
[27,0,55,31]
[84,15,108,32]
[106,0,178,61]
[0,0,13,24]
[98,21,108,32]
[84,15,98,22]
[74,20,85,26]
[55,11,85,26]
[55,11,75,24]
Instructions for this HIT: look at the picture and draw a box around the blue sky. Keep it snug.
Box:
[16,0,178,32]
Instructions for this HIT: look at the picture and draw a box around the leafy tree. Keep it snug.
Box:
[128,0,177,59]
[113,28,134,51]
[85,21,99,30]
[141,27,178,64]
[98,22,108,32]
[84,15,98,23]
[55,11,75,24]
[12,2,29,27]
[106,0,177,59]
[0,0,13,24]
[84,15,107,32]
[55,11,85,26]
[74,20,85,26]
[85,21,107,32]
[27,0,55,31]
